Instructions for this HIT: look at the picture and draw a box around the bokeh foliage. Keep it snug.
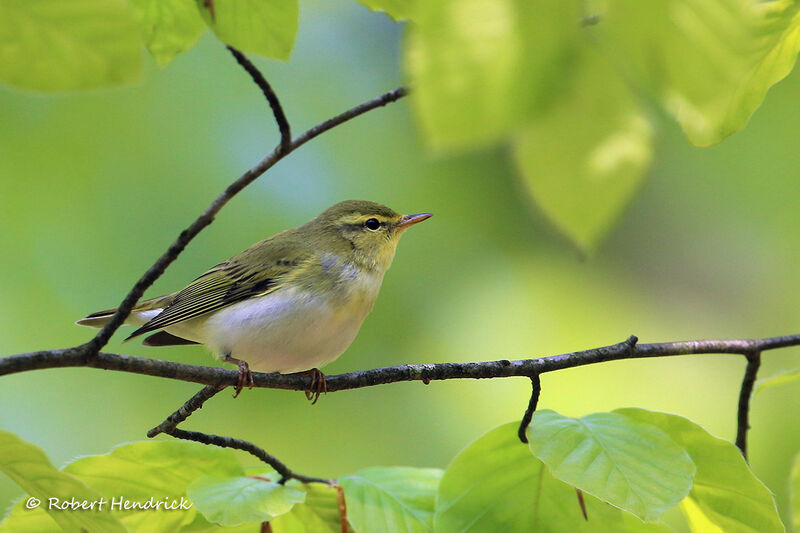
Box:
[4,0,800,249]
[3,0,800,531]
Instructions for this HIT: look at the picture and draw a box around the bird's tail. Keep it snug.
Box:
[75,294,174,328]
[75,307,119,328]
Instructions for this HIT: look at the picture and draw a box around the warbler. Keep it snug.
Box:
[77,200,432,400]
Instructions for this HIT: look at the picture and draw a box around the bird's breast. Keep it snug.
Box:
[194,271,384,373]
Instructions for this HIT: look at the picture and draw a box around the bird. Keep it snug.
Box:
[77,200,432,401]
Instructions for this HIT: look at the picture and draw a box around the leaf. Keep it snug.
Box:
[586,0,800,146]
[179,512,260,532]
[513,48,653,251]
[405,0,582,150]
[1,439,243,532]
[791,452,800,533]
[0,503,62,533]
[270,483,348,533]
[65,440,243,532]
[65,440,244,496]
[195,0,299,61]
[0,0,142,92]
[0,430,126,533]
[618,409,784,533]
[434,422,671,532]
[340,466,442,532]
[187,475,305,527]
[755,367,800,393]
[680,497,724,533]
[130,0,206,66]
[355,0,414,21]
[527,410,695,521]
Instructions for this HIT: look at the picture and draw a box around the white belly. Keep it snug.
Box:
[166,285,378,373]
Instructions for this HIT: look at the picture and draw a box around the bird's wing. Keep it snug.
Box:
[125,236,311,341]
[143,331,200,346]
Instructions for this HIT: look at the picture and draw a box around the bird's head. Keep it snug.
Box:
[309,200,432,272]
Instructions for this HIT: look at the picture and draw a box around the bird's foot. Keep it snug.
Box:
[291,368,327,404]
[224,354,254,398]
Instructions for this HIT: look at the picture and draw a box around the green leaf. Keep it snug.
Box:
[791,452,800,533]
[0,0,142,92]
[270,483,347,533]
[406,0,582,150]
[356,0,414,21]
[130,0,206,66]
[340,466,442,532]
[195,0,298,61]
[65,440,242,532]
[187,475,305,527]
[680,497,724,533]
[0,430,126,533]
[0,503,62,533]
[619,409,784,533]
[755,367,800,393]
[586,0,800,146]
[434,422,671,532]
[179,512,259,532]
[513,48,653,251]
[527,410,695,521]
[1,439,243,533]
[65,440,244,496]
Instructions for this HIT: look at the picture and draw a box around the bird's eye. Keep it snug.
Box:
[364,218,381,231]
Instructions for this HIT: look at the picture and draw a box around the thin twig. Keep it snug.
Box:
[81,85,408,357]
[289,87,407,152]
[147,385,223,437]
[336,485,347,533]
[147,384,325,484]
[226,46,292,152]
[169,428,329,485]
[518,374,541,444]
[736,350,762,459]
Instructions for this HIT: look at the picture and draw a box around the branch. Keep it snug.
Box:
[3,333,783,476]
[226,46,291,152]
[4,334,798,390]
[517,374,541,444]
[146,385,328,484]
[172,428,328,485]
[82,83,408,356]
[736,350,762,459]
[147,384,222,437]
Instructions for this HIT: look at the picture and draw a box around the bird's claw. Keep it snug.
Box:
[233,360,254,398]
[302,368,327,405]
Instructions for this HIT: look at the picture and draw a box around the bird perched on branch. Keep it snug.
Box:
[77,200,432,401]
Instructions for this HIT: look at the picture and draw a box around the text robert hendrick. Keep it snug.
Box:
[42,496,192,511]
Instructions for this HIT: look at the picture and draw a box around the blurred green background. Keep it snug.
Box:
[2,0,800,524]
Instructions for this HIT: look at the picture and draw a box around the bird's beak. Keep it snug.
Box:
[397,213,433,230]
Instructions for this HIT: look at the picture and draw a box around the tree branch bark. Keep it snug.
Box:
[736,350,762,459]
[518,374,542,444]
[1,333,785,469]
[226,46,292,153]
[146,384,328,485]
[1,333,795,391]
